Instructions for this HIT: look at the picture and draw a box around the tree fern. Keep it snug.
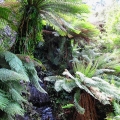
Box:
[5,0,91,54]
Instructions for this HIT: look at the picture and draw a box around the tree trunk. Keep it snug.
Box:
[12,5,38,54]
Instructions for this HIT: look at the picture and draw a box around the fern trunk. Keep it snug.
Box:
[72,91,98,120]
[13,5,39,54]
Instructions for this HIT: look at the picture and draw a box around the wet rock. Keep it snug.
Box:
[36,107,55,120]
[28,82,50,107]
[0,26,16,49]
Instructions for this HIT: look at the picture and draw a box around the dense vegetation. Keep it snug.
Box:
[1,0,120,120]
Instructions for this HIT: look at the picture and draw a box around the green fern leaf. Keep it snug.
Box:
[44,76,65,82]
[62,104,74,109]
[5,52,28,74]
[9,88,27,103]
[0,92,9,110]
[0,68,28,82]
[30,75,47,94]
[113,101,120,115]
[22,59,47,93]
[4,102,24,116]
[54,80,64,92]
[10,81,25,94]
[0,51,29,81]
[63,79,77,92]
[74,89,85,114]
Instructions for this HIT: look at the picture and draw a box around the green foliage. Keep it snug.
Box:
[38,0,90,35]
[99,2,120,51]
[0,51,46,119]
[74,89,85,114]
[44,50,120,114]
[11,0,92,54]
[114,65,120,73]
[0,91,9,110]
[62,103,74,109]
[0,6,11,29]
[0,68,28,82]
[61,15,100,38]
[74,61,97,77]
[4,103,24,116]
[0,1,18,30]
[113,101,120,116]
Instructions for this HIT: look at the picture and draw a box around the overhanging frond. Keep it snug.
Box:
[0,68,28,82]
[74,89,85,114]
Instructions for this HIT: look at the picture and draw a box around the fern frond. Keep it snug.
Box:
[10,81,25,94]
[62,69,97,98]
[54,79,75,92]
[5,52,27,73]
[92,77,120,101]
[0,51,29,81]
[17,55,47,93]
[45,76,77,92]
[0,92,9,110]
[63,79,77,92]
[95,69,115,75]
[54,80,64,92]
[38,0,90,36]
[9,88,27,103]
[45,1,90,15]
[30,75,47,94]
[113,101,120,116]
[0,68,28,82]
[64,70,120,104]
[96,53,120,69]
[44,76,65,82]
[62,103,74,109]
[74,62,97,78]
[74,89,85,114]
[41,10,67,36]
[4,102,24,116]
[0,6,15,29]
[20,56,39,76]
[4,51,23,70]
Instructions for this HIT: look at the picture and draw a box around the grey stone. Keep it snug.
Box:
[0,26,17,49]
